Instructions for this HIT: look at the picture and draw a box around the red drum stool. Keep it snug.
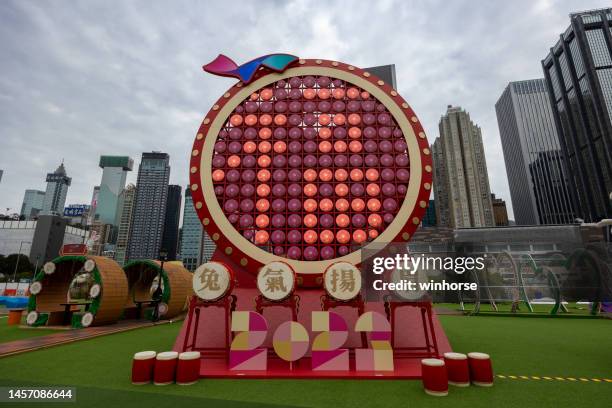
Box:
[444,352,470,387]
[421,358,448,396]
[468,352,494,386]
[131,351,156,384]
[154,351,179,385]
[176,352,201,385]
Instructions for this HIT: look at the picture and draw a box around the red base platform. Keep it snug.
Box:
[173,288,452,379]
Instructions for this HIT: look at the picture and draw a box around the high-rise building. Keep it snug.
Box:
[180,188,203,272]
[422,200,437,227]
[161,185,181,261]
[126,152,170,261]
[491,194,510,227]
[364,65,397,89]
[495,79,575,225]
[95,156,133,226]
[432,106,495,228]
[87,186,100,226]
[542,8,612,222]
[115,183,136,266]
[20,189,46,220]
[41,161,71,216]
[201,231,215,263]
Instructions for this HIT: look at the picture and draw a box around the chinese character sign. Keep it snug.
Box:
[324,262,362,301]
[193,262,233,301]
[256,261,295,301]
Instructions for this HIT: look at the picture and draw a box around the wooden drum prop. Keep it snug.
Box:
[193,262,235,302]
[468,352,494,387]
[421,358,448,396]
[27,255,127,327]
[123,260,193,319]
[189,58,433,283]
[132,351,157,384]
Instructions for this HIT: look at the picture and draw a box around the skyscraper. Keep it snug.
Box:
[180,188,204,272]
[542,8,612,222]
[496,79,575,225]
[432,106,495,228]
[126,152,170,261]
[161,185,181,261]
[41,162,71,216]
[88,186,100,226]
[20,189,46,220]
[95,156,133,225]
[491,194,510,227]
[115,183,136,266]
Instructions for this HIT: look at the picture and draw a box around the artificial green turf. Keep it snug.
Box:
[0,318,60,343]
[435,302,594,315]
[0,317,610,407]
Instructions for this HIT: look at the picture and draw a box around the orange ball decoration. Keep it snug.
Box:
[346,87,359,99]
[334,140,347,153]
[335,183,349,197]
[336,214,350,228]
[257,155,271,167]
[250,93,259,101]
[318,114,331,126]
[319,169,333,181]
[259,114,272,126]
[256,199,270,212]
[333,113,346,126]
[227,155,241,168]
[319,198,333,212]
[335,198,349,212]
[274,114,287,126]
[348,113,361,125]
[257,169,271,182]
[368,214,383,228]
[303,88,316,99]
[212,169,225,182]
[368,229,379,239]
[256,184,270,197]
[304,169,318,182]
[273,141,287,154]
[365,168,379,181]
[351,198,366,212]
[334,169,348,182]
[350,169,364,181]
[320,230,334,244]
[304,183,318,197]
[319,141,332,153]
[256,214,269,228]
[303,214,317,228]
[230,114,243,126]
[353,229,367,244]
[258,141,272,153]
[319,127,332,139]
[243,141,257,154]
[332,88,345,100]
[259,127,272,139]
[348,127,362,139]
[260,88,273,100]
[255,230,269,244]
[245,114,258,126]
[336,229,350,244]
[360,91,370,99]
[349,141,362,153]
[304,199,318,212]
[304,230,318,244]
[367,198,381,212]
[317,88,331,99]
[366,183,380,196]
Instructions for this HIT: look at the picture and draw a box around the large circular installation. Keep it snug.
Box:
[190,59,432,278]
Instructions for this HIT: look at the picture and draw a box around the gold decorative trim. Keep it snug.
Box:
[199,65,425,275]
[331,61,339,66]
[190,166,197,174]
[212,233,219,241]
[411,116,418,122]
[402,103,409,109]
[348,66,355,70]
[391,91,398,96]
[197,133,204,140]
[377,80,384,86]
[191,184,198,191]
[424,183,431,190]
[420,201,427,208]
[316,59,322,64]
[412,217,420,225]
[212,104,219,111]
[240,258,248,266]
[423,148,430,155]
[225,247,233,255]
[419,131,426,139]
[363,72,370,77]
[223,92,231,98]
[192,149,199,157]
[402,233,410,240]
[203,218,210,225]
[195,202,203,209]
[425,165,432,173]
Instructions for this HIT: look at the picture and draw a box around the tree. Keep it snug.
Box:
[0,253,34,281]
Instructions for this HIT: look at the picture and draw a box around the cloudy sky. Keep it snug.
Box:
[0,0,609,220]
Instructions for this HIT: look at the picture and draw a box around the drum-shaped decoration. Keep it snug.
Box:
[81,312,94,327]
[43,262,56,275]
[190,57,432,282]
[193,262,235,302]
[29,281,42,295]
[256,261,296,301]
[157,302,169,316]
[89,283,101,299]
[84,259,96,272]
[323,261,362,301]
[26,310,39,326]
